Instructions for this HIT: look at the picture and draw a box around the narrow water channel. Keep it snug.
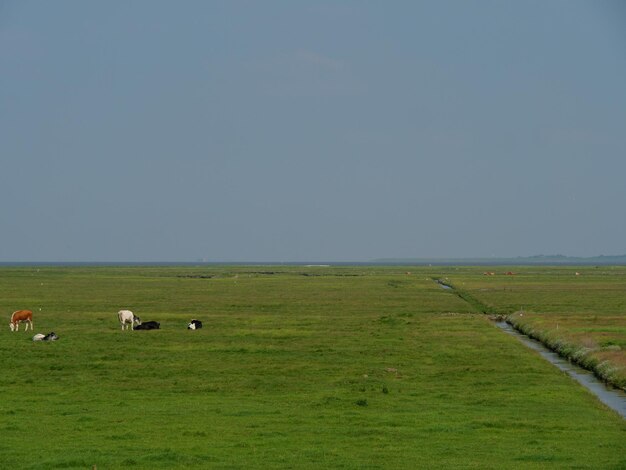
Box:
[496,321,626,419]
[436,279,626,418]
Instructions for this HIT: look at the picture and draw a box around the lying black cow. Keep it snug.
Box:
[187,319,202,330]
[134,321,160,330]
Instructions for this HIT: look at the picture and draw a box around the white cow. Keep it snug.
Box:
[118,310,141,330]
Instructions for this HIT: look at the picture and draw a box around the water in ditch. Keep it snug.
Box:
[496,321,626,419]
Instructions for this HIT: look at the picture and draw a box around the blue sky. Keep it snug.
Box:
[2,1,625,262]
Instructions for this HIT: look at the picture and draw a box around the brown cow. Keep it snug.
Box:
[9,310,33,332]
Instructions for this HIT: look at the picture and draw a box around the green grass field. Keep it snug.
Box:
[1,266,625,469]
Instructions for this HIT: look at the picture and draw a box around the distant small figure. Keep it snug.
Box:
[10,310,33,332]
[134,321,160,330]
[575,272,581,276]
[118,310,141,330]
[187,319,203,330]
[33,332,59,341]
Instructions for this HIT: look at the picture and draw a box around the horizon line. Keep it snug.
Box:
[1,254,625,267]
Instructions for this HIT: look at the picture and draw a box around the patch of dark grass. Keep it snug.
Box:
[319,396,340,406]
[107,432,135,441]
[176,274,214,279]
[514,454,562,462]
[182,430,208,437]
[143,450,184,463]
[378,315,402,326]
[387,280,407,288]
[46,458,93,468]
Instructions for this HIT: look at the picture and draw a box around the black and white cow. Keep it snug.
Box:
[33,332,59,341]
[187,319,203,330]
[134,321,160,330]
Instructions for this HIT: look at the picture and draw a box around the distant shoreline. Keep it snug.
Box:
[1,255,625,267]
[371,255,626,266]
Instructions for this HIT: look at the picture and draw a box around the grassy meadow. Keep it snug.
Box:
[1,266,625,469]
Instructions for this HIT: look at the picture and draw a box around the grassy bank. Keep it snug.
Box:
[441,266,626,391]
[506,311,626,390]
[1,266,625,469]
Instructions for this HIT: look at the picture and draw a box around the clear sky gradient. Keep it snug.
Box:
[2,1,625,262]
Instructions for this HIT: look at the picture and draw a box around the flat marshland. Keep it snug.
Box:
[1,266,625,469]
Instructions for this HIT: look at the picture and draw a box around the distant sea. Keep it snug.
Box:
[1,255,625,267]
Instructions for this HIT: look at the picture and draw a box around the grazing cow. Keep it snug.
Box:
[187,319,203,330]
[134,321,160,330]
[118,310,141,330]
[9,310,33,332]
[32,332,59,341]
